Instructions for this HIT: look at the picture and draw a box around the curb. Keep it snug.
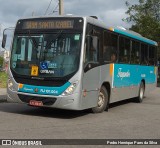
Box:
[0,95,7,102]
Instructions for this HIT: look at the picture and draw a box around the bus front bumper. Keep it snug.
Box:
[7,88,81,110]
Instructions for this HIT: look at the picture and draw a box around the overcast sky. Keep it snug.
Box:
[0,0,138,48]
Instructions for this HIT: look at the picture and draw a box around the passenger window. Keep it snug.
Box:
[131,41,140,64]
[103,31,118,63]
[119,37,130,63]
[141,44,148,65]
[85,36,99,63]
[149,46,156,65]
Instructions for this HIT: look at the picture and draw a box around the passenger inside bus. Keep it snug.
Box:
[110,53,117,63]
[103,46,117,63]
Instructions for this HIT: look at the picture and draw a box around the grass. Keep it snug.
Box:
[0,72,8,88]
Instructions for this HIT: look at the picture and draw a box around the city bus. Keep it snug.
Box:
[2,16,158,113]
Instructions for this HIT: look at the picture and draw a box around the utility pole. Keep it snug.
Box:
[59,0,64,15]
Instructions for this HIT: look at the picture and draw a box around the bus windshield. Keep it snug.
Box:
[11,32,81,78]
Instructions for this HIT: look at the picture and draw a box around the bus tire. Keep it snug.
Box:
[91,86,109,113]
[137,82,145,103]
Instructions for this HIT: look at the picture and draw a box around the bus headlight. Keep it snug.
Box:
[8,79,14,90]
[62,81,78,96]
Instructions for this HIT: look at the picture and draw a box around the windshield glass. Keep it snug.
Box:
[11,32,81,78]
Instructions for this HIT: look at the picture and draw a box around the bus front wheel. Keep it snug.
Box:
[137,82,145,103]
[91,86,109,113]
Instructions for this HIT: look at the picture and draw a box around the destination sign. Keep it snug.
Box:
[22,20,74,29]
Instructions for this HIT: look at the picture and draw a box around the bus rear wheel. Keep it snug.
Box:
[137,82,145,103]
[91,86,109,113]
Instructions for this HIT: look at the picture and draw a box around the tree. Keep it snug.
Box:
[124,0,160,44]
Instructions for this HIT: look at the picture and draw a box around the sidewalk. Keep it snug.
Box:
[0,88,7,102]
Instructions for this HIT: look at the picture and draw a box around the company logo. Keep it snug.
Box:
[24,87,34,91]
[40,62,48,70]
[48,62,57,68]
[2,139,42,146]
[2,140,12,146]
[40,70,54,74]
[117,68,130,80]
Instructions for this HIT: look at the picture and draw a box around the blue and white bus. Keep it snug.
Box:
[2,16,158,113]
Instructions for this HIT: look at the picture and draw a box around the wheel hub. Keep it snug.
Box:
[98,92,105,107]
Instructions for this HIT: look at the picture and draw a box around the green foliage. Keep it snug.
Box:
[0,56,4,68]
[124,0,160,44]
[0,72,7,88]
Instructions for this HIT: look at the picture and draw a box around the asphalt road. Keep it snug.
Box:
[0,88,160,147]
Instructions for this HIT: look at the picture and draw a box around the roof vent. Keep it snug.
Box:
[90,16,98,19]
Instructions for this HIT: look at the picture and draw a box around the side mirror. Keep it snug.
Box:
[2,34,7,49]
[1,27,15,50]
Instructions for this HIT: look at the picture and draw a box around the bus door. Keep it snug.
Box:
[82,35,101,109]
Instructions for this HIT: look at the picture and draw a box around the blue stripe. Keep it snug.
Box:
[113,64,156,88]
[114,29,157,46]
[18,82,71,96]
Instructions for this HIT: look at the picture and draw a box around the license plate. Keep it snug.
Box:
[29,100,43,107]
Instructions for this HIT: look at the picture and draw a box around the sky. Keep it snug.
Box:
[0,0,138,49]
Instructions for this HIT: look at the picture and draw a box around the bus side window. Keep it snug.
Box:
[103,31,118,63]
[131,41,140,64]
[119,37,130,63]
[149,46,156,65]
[85,36,98,63]
[141,44,148,65]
